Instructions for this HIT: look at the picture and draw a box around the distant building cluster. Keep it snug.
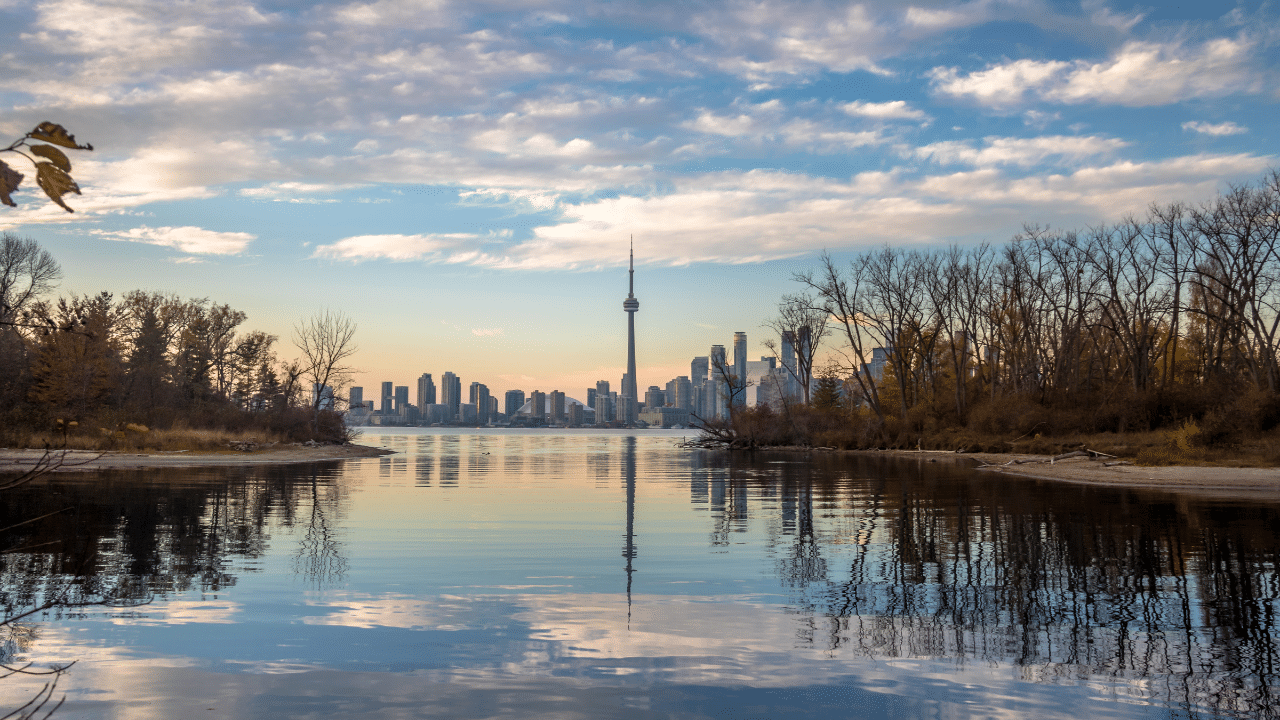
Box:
[343,244,870,429]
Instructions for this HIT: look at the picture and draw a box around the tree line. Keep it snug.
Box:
[0,232,354,446]
[736,170,1280,450]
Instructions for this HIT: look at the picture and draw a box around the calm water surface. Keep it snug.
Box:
[2,428,1278,719]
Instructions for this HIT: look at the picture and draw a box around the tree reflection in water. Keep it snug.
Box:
[692,452,1280,718]
[0,463,352,621]
[292,468,348,589]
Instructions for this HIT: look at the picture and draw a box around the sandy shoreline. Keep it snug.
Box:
[0,443,393,472]
[850,449,1280,501]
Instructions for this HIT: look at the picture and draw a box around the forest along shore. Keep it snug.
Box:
[853,449,1280,501]
[0,443,393,472]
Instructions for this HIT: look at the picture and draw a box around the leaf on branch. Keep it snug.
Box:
[27,122,93,151]
[30,144,71,172]
[0,159,22,207]
[35,162,80,212]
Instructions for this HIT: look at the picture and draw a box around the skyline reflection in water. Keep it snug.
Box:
[1,428,1277,719]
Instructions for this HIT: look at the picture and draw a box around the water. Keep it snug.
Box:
[2,428,1278,719]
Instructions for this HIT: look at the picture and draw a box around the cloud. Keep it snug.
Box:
[929,36,1263,108]
[94,226,255,255]
[841,100,927,121]
[311,233,489,262]
[1182,121,1248,136]
[913,135,1128,167]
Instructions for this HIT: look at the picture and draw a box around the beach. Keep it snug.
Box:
[0,443,393,472]
[863,449,1280,501]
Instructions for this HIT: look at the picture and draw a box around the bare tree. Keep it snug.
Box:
[0,234,61,327]
[763,293,828,405]
[293,310,358,434]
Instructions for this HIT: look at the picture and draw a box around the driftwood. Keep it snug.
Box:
[1103,460,1133,467]
[982,448,1126,468]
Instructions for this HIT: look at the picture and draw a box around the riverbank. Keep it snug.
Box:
[0,443,393,472]
[851,448,1280,501]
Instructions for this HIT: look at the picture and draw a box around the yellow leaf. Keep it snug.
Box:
[0,159,21,207]
[27,122,93,151]
[31,144,71,171]
[35,162,80,212]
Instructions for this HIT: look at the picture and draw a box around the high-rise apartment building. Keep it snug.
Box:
[530,390,546,421]
[349,386,364,410]
[666,376,692,411]
[380,381,393,414]
[505,389,526,418]
[394,385,409,411]
[644,386,664,410]
[416,373,435,408]
[781,331,798,399]
[441,372,461,420]
[312,383,334,410]
[733,332,747,407]
[549,390,565,423]
[710,345,728,420]
[595,393,610,425]
[470,382,491,424]
[586,387,597,412]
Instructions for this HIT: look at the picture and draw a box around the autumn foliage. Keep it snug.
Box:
[0,233,348,448]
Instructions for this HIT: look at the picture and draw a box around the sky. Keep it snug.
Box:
[1,0,1277,402]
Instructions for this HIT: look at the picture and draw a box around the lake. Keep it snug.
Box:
[2,428,1277,719]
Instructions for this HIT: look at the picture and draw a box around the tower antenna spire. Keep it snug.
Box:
[628,235,634,298]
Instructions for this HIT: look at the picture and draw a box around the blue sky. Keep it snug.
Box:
[1,0,1276,400]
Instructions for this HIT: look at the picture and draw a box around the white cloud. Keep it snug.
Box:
[95,226,255,255]
[913,135,1128,167]
[929,36,1263,108]
[841,100,927,120]
[1182,121,1248,136]
[311,233,488,262]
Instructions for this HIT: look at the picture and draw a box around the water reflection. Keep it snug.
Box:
[1,433,1278,719]
[695,452,1280,718]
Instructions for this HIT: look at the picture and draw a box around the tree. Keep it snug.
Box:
[293,310,358,434]
[1,123,93,212]
[0,234,62,422]
[763,293,827,405]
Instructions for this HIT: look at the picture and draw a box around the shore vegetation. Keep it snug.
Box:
[1,232,352,452]
[701,170,1280,467]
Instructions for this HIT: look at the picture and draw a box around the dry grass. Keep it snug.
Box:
[922,425,1280,468]
[11,424,292,453]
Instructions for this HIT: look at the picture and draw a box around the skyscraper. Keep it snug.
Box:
[530,390,546,421]
[380,381,393,414]
[733,331,747,407]
[441,371,461,420]
[417,373,435,408]
[394,385,409,411]
[781,330,798,399]
[710,344,727,420]
[621,238,639,423]
[505,389,525,418]
[470,382,491,424]
[349,386,364,410]
[549,390,565,423]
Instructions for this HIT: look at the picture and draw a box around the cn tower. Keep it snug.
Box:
[622,237,639,407]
